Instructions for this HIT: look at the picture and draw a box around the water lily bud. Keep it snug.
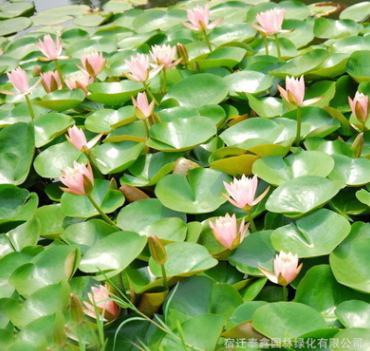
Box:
[148,235,167,265]
[41,71,62,93]
[209,213,247,250]
[349,92,369,125]
[69,293,85,325]
[176,43,189,66]
[252,8,290,36]
[36,34,68,61]
[222,174,269,210]
[351,132,364,158]
[259,251,303,286]
[59,161,94,196]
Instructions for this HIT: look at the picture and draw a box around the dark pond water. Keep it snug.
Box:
[33,0,359,12]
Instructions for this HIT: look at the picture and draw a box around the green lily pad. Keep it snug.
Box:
[252,302,327,339]
[330,237,370,293]
[34,113,74,147]
[33,141,83,179]
[0,17,32,36]
[335,300,370,328]
[0,122,34,185]
[314,18,361,39]
[195,47,247,70]
[339,2,370,22]
[347,50,370,82]
[117,198,186,232]
[9,245,79,297]
[61,179,125,218]
[7,217,40,252]
[33,90,85,112]
[271,209,350,257]
[149,242,218,278]
[246,95,286,118]
[328,155,370,186]
[252,151,335,186]
[155,168,230,214]
[0,2,34,19]
[147,117,217,152]
[266,176,341,216]
[87,81,143,107]
[120,152,182,187]
[92,141,145,174]
[79,231,147,278]
[162,73,229,108]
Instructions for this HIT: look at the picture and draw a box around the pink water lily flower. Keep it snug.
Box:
[132,92,155,120]
[223,174,270,210]
[79,52,106,78]
[259,251,303,286]
[253,8,290,36]
[65,71,93,94]
[59,161,94,196]
[183,5,223,32]
[36,34,68,61]
[278,76,321,107]
[83,284,120,321]
[209,213,247,250]
[125,53,163,83]
[349,92,369,124]
[66,125,102,151]
[0,67,39,96]
[150,45,182,70]
[41,71,62,93]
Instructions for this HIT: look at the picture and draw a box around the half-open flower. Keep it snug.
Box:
[209,213,247,250]
[79,52,106,78]
[1,67,39,96]
[349,92,369,125]
[222,174,269,210]
[252,8,290,36]
[125,53,163,83]
[66,125,101,151]
[150,44,182,70]
[60,161,94,196]
[36,34,68,61]
[65,71,93,94]
[259,251,303,286]
[41,71,62,93]
[132,92,155,120]
[83,284,120,321]
[182,5,223,32]
[278,76,321,107]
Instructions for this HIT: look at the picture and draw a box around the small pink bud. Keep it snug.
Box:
[79,52,106,78]
[349,92,369,125]
[125,53,162,83]
[259,251,303,286]
[150,45,182,70]
[59,161,94,196]
[277,76,322,107]
[36,34,67,61]
[6,67,30,94]
[65,71,93,94]
[209,213,247,250]
[41,71,61,93]
[131,92,155,120]
[83,284,120,321]
[222,175,269,210]
[182,5,223,32]
[66,126,88,151]
[252,8,288,36]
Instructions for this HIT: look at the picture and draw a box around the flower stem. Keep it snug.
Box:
[143,82,158,105]
[202,30,213,52]
[87,194,119,229]
[295,106,302,147]
[160,263,168,290]
[25,94,35,121]
[247,209,257,233]
[143,119,149,138]
[263,36,269,56]
[161,70,168,94]
[54,59,66,88]
[274,34,282,61]
[282,286,288,301]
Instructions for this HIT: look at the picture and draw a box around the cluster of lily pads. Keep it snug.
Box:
[3,0,370,350]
